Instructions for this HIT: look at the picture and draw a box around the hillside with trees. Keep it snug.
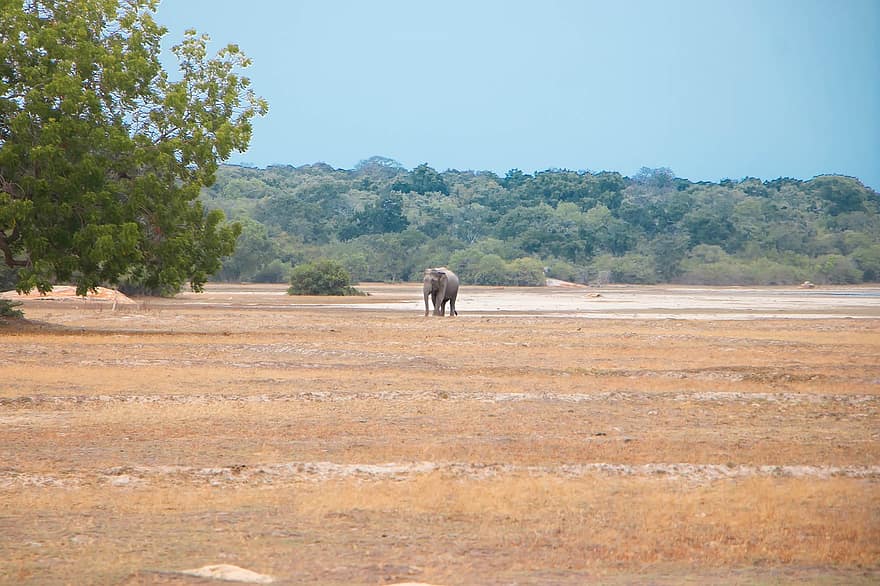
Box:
[201,157,880,287]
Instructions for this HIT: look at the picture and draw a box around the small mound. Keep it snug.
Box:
[0,285,136,304]
[177,564,274,583]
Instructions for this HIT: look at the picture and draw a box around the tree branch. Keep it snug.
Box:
[0,227,28,268]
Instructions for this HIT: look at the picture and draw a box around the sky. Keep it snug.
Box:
[154,0,880,189]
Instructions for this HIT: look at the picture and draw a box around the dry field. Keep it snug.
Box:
[1,283,879,585]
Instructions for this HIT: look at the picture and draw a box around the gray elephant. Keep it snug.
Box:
[423,267,459,316]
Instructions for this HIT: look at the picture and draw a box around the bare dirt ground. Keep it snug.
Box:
[1,283,878,585]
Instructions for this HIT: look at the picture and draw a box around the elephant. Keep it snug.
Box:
[423,267,459,316]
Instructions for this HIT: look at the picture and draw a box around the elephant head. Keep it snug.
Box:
[423,267,459,317]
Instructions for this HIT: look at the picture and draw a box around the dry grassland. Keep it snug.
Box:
[1,284,878,585]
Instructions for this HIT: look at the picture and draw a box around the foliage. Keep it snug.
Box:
[198,160,880,286]
[287,259,364,296]
[507,257,547,286]
[251,259,290,283]
[0,0,267,295]
[338,194,408,240]
[591,253,658,284]
[392,163,449,195]
[449,244,546,286]
[213,218,278,282]
[0,298,22,319]
[0,264,17,290]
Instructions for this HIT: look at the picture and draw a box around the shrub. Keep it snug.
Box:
[544,258,586,283]
[472,254,508,285]
[813,255,864,284]
[591,253,658,284]
[507,257,546,286]
[851,245,880,281]
[288,259,365,295]
[0,299,23,319]
[0,265,18,290]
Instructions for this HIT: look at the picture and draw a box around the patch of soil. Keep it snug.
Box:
[1,285,136,304]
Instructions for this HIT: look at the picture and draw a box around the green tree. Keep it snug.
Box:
[353,156,406,180]
[256,180,351,244]
[851,244,880,281]
[633,167,678,190]
[392,163,449,195]
[583,204,634,255]
[808,176,870,216]
[501,168,530,190]
[215,218,277,282]
[0,0,267,294]
[649,234,689,281]
[472,253,508,285]
[339,194,409,240]
[591,253,657,284]
[814,254,863,284]
[507,257,546,285]
[251,259,290,283]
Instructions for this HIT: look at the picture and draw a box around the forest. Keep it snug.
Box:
[202,156,880,286]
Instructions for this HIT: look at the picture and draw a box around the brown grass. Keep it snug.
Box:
[1,284,878,584]
[1,477,877,584]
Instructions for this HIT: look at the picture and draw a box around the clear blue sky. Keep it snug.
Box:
[155,0,880,189]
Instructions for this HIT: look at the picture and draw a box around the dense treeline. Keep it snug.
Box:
[201,156,880,286]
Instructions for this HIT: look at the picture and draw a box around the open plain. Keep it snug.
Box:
[1,283,879,585]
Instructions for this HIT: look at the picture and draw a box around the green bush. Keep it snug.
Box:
[0,265,18,290]
[472,254,508,285]
[507,257,546,286]
[591,253,658,284]
[288,259,365,295]
[851,245,880,281]
[813,254,863,284]
[544,258,585,283]
[0,299,23,319]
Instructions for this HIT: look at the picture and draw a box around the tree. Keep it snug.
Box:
[501,168,530,190]
[215,218,277,282]
[0,0,268,294]
[353,156,405,180]
[633,167,677,190]
[814,254,863,284]
[808,175,870,216]
[338,194,409,240]
[507,257,546,285]
[392,163,449,195]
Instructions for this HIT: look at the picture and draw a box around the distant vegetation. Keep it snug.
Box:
[203,157,880,286]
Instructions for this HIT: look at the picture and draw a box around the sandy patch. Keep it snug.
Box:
[1,285,136,305]
[177,564,275,583]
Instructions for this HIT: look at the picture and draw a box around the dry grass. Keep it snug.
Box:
[1,285,879,584]
[1,477,877,584]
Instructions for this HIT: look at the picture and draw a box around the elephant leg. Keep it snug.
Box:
[450,299,457,316]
